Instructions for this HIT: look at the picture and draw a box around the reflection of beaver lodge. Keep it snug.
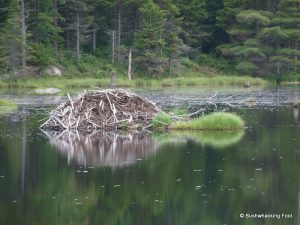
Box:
[41,89,161,132]
[45,130,157,167]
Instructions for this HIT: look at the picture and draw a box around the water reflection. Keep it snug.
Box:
[1,107,300,225]
[161,130,245,149]
[43,130,158,168]
[294,107,299,121]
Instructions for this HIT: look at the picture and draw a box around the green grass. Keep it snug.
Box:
[170,112,245,131]
[152,113,173,130]
[0,74,266,90]
[169,108,189,116]
[0,98,17,113]
[0,98,17,107]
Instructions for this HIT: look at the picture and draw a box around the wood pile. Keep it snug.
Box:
[41,89,162,132]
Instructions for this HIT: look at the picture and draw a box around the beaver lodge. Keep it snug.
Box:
[41,89,162,132]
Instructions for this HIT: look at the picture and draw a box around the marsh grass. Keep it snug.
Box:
[0,99,17,113]
[152,113,173,130]
[170,112,245,131]
[0,74,266,89]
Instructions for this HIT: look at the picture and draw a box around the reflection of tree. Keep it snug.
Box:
[44,130,158,168]
[1,108,300,225]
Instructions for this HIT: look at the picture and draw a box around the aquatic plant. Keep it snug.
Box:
[152,113,173,130]
[170,112,245,131]
[0,99,17,113]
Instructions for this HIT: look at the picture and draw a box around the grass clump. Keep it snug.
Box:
[170,108,188,116]
[0,99,17,113]
[170,112,245,131]
[152,113,173,130]
[0,99,17,107]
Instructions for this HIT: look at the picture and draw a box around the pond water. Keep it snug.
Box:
[0,87,300,225]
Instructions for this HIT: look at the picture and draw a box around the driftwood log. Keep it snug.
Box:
[41,89,162,132]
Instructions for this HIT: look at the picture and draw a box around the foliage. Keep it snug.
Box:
[171,112,245,130]
[152,113,173,130]
[2,0,300,80]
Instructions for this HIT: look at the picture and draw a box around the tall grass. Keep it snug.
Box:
[152,113,173,130]
[171,112,245,131]
[0,98,17,113]
[0,99,17,107]
[0,74,266,90]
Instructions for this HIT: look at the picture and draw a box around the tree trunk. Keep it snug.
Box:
[128,48,132,80]
[295,42,298,72]
[20,0,27,75]
[112,31,115,64]
[53,0,58,51]
[111,70,116,89]
[168,54,172,77]
[92,28,97,52]
[76,8,80,61]
[277,40,280,76]
[117,3,121,61]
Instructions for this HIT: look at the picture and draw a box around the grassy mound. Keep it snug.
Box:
[170,112,245,131]
[0,99,17,113]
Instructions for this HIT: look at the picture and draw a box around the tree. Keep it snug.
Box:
[162,1,184,76]
[134,0,166,76]
[61,0,95,61]
[217,0,274,75]
[174,0,207,54]
[0,0,24,76]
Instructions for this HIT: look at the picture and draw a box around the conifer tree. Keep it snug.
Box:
[134,0,166,76]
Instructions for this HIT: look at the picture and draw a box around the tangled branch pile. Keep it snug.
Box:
[41,89,161,131]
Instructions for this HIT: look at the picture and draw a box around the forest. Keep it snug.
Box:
[0,0,300,80]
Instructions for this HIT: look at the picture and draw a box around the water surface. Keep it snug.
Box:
[0,88,300,225]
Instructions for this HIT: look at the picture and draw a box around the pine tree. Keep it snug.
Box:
[134,0,166,76]
[217,0,273,75]
[61,0,95,61]
[162,1,184,76]
[174,0,207,53]
[270,0,300,74]
[0,0,24,76]
[28,0,64,66]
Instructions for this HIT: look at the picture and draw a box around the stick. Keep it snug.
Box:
[68,93,74,110]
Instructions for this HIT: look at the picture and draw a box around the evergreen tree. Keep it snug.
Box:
[161,0,184,76]
[0,0,24,76]
[134,0,166,76]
